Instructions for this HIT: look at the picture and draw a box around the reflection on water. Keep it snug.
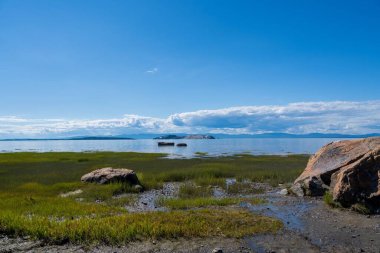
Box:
[0,138,348,158]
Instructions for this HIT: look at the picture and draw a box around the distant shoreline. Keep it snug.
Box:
[0,137,134,141]
[1,132,379,141]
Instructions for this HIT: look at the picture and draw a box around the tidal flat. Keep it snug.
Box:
[0,152,379,253]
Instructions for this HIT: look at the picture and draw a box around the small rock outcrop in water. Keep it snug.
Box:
[158,142,175,146]
[176,143,187,147]
[81,167,141,185]
[153,134,215,139]
[291,137,380,211]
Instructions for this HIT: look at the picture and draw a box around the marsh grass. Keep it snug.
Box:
[227,182,265,194]
[323,192,373,214]
[0,152,306,244]
[323,192,342,208]
[194,152,208,156]
[0,193,124,219]
[104,195,138,207]
[351,203,371,215]
[178,183,213,198]
[157,197,266,210]
[0,209,282,244]
[194,177,226,188]
[0,152,307,191]
[76,183,140,203]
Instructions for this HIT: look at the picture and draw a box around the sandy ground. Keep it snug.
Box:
[1,190,379,253]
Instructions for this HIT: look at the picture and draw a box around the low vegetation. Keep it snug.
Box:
[178,183,213,198]
[0,208,282,244]
[157,197,266,210]
[350,203,371,215]
[0,152,307,244]
[323,191,372,214]
[323,192,342,209]
[226,181,265,194]
[0,152,307,191]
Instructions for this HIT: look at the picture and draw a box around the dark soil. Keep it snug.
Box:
[246,193,380,253]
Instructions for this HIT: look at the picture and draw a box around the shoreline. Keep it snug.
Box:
[0,152,378,252]
[1,193,379,253]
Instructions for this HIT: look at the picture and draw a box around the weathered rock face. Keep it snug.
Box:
[81,167,141,185]
[291,137,380,210]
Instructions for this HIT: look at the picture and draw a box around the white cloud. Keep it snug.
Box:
[145,67,158,74]
[0,101,379,138]
[169,101,380,134]
[0,116,28,123]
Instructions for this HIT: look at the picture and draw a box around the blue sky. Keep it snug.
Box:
[1,0,380,136]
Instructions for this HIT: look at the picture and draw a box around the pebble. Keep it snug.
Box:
[212,248,223,253]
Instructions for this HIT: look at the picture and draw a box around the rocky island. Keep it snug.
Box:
[154,134,215,140]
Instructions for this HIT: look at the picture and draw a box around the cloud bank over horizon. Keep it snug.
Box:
[1,101,380,138]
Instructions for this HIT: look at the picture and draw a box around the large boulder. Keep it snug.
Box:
[291,137,380,210]
[81,167,141,185]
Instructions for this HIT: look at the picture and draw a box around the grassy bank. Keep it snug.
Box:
[0,152,308,190]
[157,197,266,210]
[0,208,282,244]
[0,152,307,244]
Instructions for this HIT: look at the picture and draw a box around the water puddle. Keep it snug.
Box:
[245,240,267,253]
[225,178,237,186]
[213,187,227,198]
[243,194,316,252]
[125,182,181,212]
[244,194,314,231]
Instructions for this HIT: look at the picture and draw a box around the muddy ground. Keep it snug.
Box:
[1,187,379,253]
[246,194,380,253]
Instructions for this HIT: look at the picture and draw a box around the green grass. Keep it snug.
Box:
[323,192,342,209]
[0,152,306,244]
[157,197,266,210]
[194,177,226,188]
[227,182,265,194]
[0,192,125,219]
[323,192,372,214]
[0,208,282,245]
[351,203,371,215]
[194,152,209,156]
[0,152,308,191]
[178,183,213,198]
[104,195,138,207]
[75,183,141,203]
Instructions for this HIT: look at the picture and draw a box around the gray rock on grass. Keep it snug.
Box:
[81,167,141,185]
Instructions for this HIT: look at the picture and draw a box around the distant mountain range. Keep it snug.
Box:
[0,136,134,141]
[1,133,379,141]
[211,133,380,139]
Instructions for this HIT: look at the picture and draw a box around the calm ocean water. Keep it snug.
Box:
[0,138,350,158]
